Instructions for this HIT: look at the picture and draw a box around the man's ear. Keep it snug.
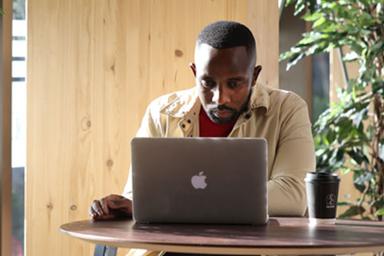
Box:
[189,62,196,77]
[252,65,262,87]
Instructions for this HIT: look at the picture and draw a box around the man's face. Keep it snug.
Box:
[190,44,261,124]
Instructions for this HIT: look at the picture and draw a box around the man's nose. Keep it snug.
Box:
[212,86,230,105]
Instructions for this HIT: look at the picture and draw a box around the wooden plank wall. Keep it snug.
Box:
[0,0,12,255]
[27,1,278,255]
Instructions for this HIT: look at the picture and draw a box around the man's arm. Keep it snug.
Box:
[89,102,161,220]
[122,101,163,200]
[268,95,316,216]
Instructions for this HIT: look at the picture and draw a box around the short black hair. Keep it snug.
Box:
[197,21,256,57]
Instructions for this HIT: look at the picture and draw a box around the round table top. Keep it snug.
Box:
[60,217,384,255]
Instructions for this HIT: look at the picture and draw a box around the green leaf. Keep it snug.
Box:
[313,16,327,28]
[286,52,305,70]
[296,35,323,47]
[303,11,323,22]
[352,108,368,127]
[379,144,384,161]
[325,22,341,32]
[376,208,384,216]
[338,201,354,206]
[294,1,306,16]
[354,171,373,186]
[339,167,351,175]
[373,199,384,211]
[358,12,376,27]
[371,41,384,53]
[352,170,367,193]
[285,0,294,6]
[338,206,365,219]
[343,51,360,62]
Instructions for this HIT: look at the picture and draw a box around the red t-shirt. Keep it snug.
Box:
[199,108,236,137]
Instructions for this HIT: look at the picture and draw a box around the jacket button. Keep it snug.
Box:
[181,124,186,129]
[245,113,251,119]
[187,119,191,123]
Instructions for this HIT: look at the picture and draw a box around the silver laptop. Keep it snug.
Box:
[131,137,268,225]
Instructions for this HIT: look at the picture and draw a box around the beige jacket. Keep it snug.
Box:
[123,84,316,216]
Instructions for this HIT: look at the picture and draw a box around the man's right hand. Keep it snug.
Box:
[89,194,132,221]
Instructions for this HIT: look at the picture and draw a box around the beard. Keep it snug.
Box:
[203,90,252,124]
[207,105,240,124]
[207,98,250,124]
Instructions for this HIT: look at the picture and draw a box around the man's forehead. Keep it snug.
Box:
[194,43,248,59]
[194,43,252,73]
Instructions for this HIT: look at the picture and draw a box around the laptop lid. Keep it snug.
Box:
[131,137,268,225]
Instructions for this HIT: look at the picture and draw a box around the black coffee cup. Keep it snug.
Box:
[305,171,340,225]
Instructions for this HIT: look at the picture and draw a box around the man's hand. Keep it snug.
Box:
[89,194,132,221]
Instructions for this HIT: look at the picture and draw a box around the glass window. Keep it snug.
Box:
[311,53,329,121]
[279,5,329,122]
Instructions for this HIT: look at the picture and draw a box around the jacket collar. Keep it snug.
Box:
[249,83,270,111]
[160,84,271,118]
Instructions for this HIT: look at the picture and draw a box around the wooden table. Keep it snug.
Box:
[60,217,384,255]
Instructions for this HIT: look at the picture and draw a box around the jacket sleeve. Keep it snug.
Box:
[268,95,316,216]
[122,102,163,199]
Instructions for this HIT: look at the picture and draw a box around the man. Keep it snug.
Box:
[90,21,315,221]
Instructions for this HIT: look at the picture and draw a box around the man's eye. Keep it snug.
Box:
[227,80,239,89]
[201,80,216,88]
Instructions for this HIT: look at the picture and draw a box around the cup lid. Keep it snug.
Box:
[304,171,340,182]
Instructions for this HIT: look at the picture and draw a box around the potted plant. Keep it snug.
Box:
[280,0,384,220]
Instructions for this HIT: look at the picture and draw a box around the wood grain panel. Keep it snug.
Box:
[0,0,12,255]
[27,1,278,255]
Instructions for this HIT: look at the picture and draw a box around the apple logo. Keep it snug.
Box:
[191,171,207,189]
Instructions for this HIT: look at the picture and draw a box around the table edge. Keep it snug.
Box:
[60,228,384,255]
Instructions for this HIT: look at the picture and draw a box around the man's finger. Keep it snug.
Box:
[88,207,94,216]
[89,207,98,217]
[107,197,129,209]
[100,198,110,215]
[92,213,116,221]
[91,200,104,216]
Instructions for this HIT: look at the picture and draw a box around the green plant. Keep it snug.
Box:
[281,0,384,220]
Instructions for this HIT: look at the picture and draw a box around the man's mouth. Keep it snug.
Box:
[213,109,233,118]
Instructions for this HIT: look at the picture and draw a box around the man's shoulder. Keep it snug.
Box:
[264,86,307,109]
[150,87,195,105]
[147,87,197,116]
